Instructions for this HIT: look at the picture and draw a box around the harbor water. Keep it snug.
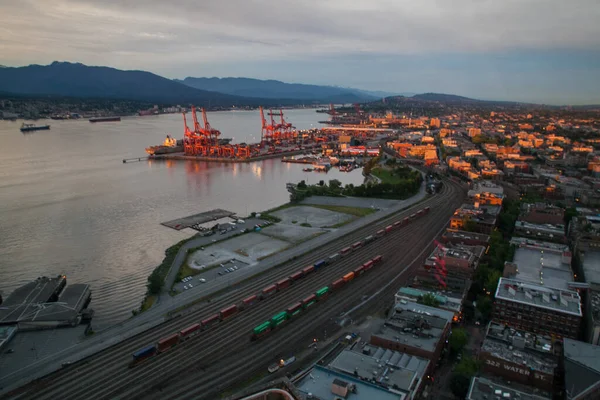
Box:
[0,110,365,328]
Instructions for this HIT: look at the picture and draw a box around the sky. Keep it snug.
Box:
[1,0,600,104]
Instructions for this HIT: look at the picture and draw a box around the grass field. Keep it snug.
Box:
[307,204,377,217]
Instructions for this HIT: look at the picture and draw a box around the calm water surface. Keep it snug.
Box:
[0,110,363,328]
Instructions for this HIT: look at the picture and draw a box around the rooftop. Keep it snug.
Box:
[372,302,453,353]
[495,278,582,317]
[296,365,402,400]
[467,180,505,197]
[563,339,600,400]
[581,250,600,289]
[0,277,91,326]
[482,337,557,375]
[442,229,491,245]
[328,347,429,394]
[467,376,550,400]
[509,237,573,290]
[485,321,555,354]
[395,287,463,314]
[514,220,565,237]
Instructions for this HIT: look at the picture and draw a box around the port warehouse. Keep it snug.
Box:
[129,207,430,366]
[0,276,92,350]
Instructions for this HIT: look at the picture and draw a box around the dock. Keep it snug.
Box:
[123,157,149,163]
[161,209,236,231]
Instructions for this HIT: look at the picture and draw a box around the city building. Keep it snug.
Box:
[370,301,453,361]
[574,238,600,345]
[231,378,301,400]
[296,346,430,400]
[441,229,491,247]
[417,244,485,291]
[479,321,558,390]
[394,287,463,320]
[507,237,573,290]
[493,278,582,339]
[520,203,565,226]
[449,203,500,234]
[467,180,504,197]
[514,220,567,243]
[467,377,551,400]
[563,338,600,400]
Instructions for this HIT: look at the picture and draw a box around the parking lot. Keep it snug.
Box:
[175,258,251,292]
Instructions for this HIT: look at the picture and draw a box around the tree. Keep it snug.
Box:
[420,293,440,307]
[297,180,307,189]
[147,272,163,295]
[484,270,502,295]
[449,328,468,355]
[329,179,342,190]
[476,295,493,321]
[450,373,471,399]
[318,180,325,186]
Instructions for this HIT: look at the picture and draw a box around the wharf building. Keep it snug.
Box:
[370,301,453,362]
[493,278,582,339]
[295,346,430,400]
[0,275,92,333]
[479,321,558,390]
[416,244,485,292]
[466,377,551,400]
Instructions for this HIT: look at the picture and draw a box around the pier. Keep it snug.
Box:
[123,157,149,163]
[161,209,236,231]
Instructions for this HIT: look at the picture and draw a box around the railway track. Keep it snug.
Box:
[6,180,463,400]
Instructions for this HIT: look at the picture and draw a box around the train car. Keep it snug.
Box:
[417,209,424,216]
[286,302,303,317]
[289,271,304,281]
[393,220,403,228]
[331,278,345,291]
[201,314,220,329]
[409,213,417,219]
[262,284,277,298]
[243,295,258,308]
[271,311,288,328]
[179,323,201,340]
[354,265,365,276]
[157,333,179,353]
[343,272,355,283]
[351,241,363,250]
[303,265,315,276]
[277,278,292,291]
[372,255,383,265]
[364,235,375,244]
[424,206,430,214]
[385,225,393,233]
[130,345,157,366]
[403,216,410,224]
[251,321,272,341]
[302,294,317,309]
[340,247,352,256]
[363,260,374,271]
[328,253,340,264]
[314,260,327,270]
[315,286,329,300]
[376,229,385,238]
[219,304,238,320]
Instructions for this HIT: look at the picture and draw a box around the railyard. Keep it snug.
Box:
[2,178,464,400]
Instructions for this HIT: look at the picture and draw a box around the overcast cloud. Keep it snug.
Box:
[1,0,599,104]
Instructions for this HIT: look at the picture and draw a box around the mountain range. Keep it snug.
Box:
[0,62,396,106]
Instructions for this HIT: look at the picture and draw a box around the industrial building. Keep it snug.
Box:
[493,278,582,339]
[449,203,500,234]
[394,287,463,320]
[479,321,558,390]
[466,377,551,400]
[370,301,453,361]
[441,229,491,247]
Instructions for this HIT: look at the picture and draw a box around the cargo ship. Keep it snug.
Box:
[146,135,183,155]
[20,123,50,132]
[89,116,121,123]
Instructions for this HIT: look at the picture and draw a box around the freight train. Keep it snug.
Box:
[250,254,384,340]
[129,206,430,366]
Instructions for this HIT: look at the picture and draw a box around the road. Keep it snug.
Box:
[3,179,465,400]
[0,180,428,395]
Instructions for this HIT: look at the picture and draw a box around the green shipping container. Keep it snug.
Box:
[271,311,288,326]
[253,321,271,335]
[316,287,329,297]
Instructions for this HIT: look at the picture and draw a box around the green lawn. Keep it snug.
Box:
[371,167,405,184]
[307,204,377,217]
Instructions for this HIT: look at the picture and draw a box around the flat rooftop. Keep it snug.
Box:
[467,376,550,400]
[328,347,429,394]
[510,237,572,290]
[582,250,600,287]
[482,338,557,375]
[495,278,582,317]
[442,229,490,244]
[296,365,403,400]
[563,338,600,400]
[395,287,462,314]
[161,209,236,230]
[515,220,565,236]
[486,321,555,354]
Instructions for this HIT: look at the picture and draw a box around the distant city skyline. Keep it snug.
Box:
[1,0,599,105]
